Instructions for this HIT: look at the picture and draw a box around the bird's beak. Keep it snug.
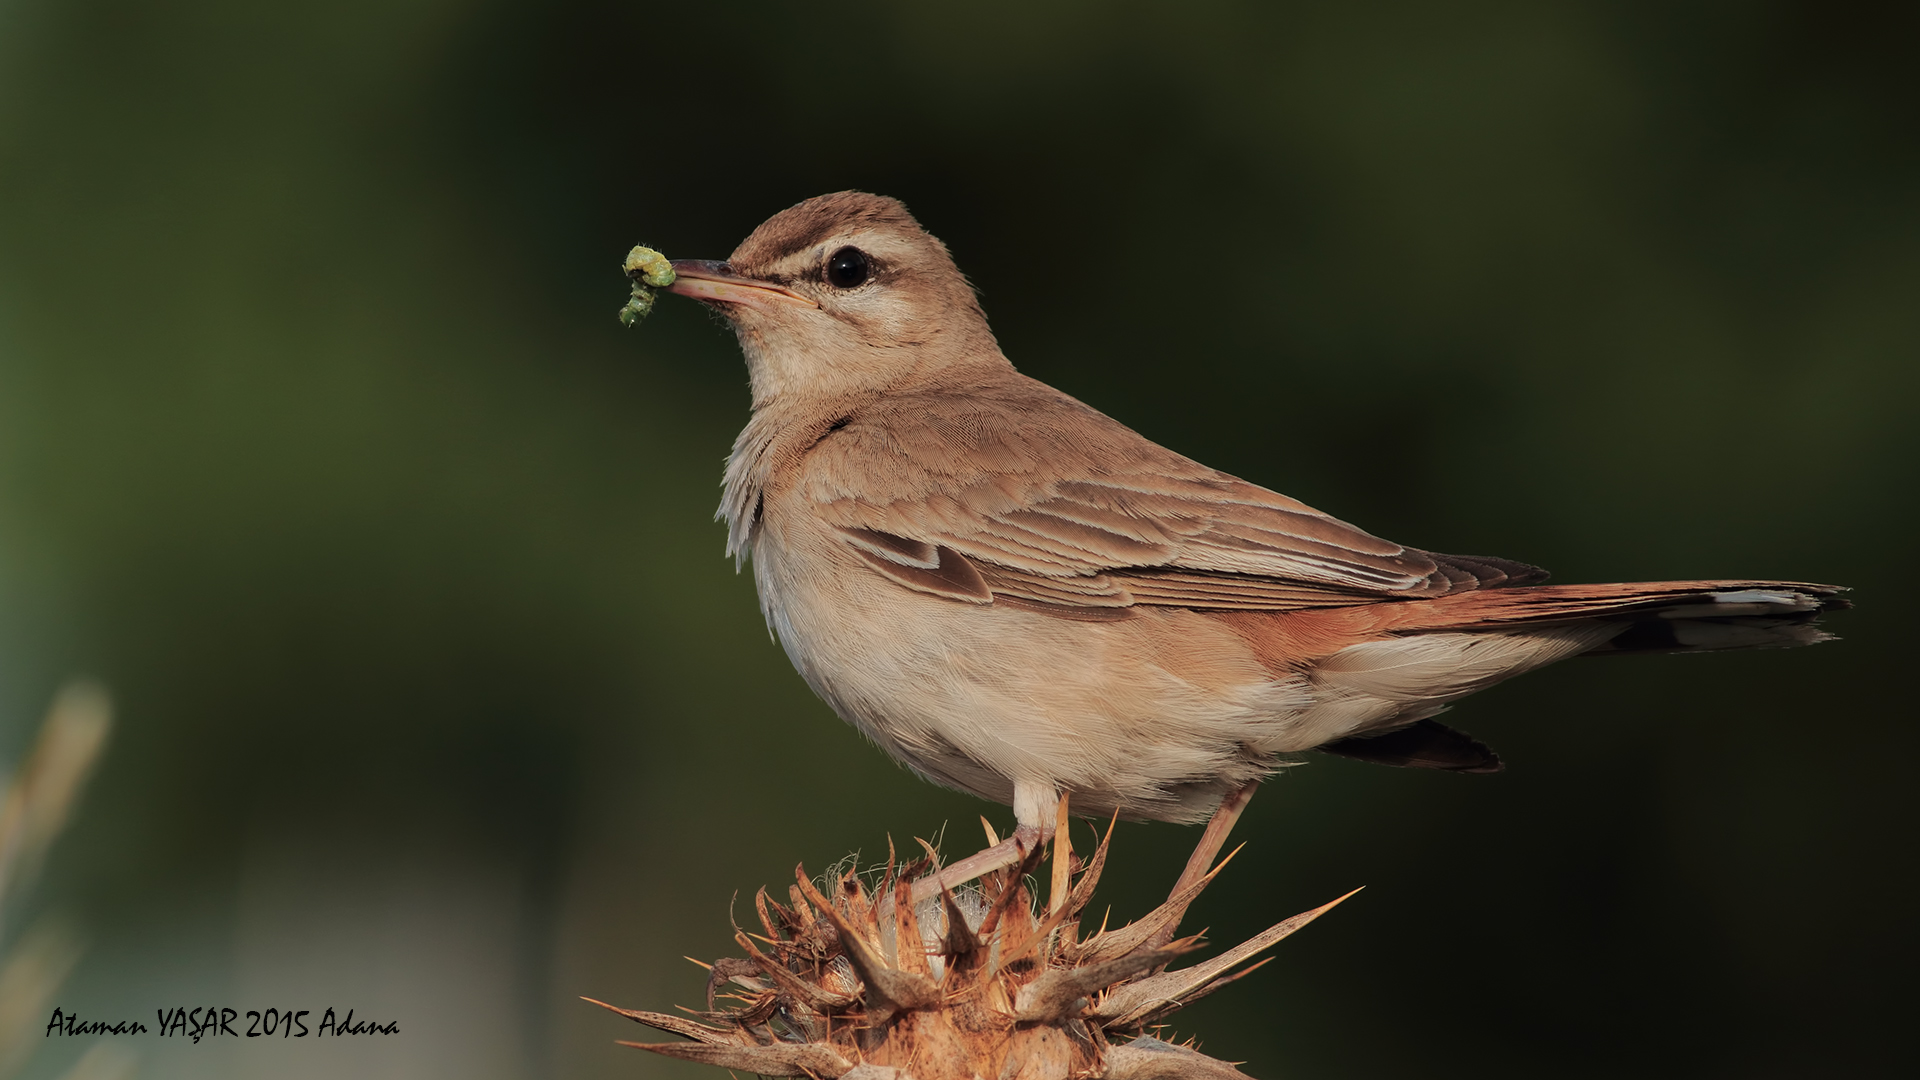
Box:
[665,260,819,310]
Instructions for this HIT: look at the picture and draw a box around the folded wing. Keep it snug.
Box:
[802,374,1541,611]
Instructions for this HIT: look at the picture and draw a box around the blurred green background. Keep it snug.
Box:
[2,1,1915,1077]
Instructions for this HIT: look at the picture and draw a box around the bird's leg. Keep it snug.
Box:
[908,791,1058,905]
[1145,780,1260,950]
[907,824,1050,904]
[1010,822,1049,853]
[1173,780,1260,896]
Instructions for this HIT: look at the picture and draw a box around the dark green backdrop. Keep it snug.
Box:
[2,2,1914,1078]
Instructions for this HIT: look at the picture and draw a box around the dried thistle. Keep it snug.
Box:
[591,801,1353,1080]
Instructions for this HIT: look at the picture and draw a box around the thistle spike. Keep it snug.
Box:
[598,807,1348,1080]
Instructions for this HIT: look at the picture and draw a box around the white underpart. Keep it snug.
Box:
[752,518,1320,826]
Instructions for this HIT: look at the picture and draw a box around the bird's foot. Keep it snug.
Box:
[908,822,1050,903]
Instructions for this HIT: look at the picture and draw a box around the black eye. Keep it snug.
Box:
[825,247,871,289]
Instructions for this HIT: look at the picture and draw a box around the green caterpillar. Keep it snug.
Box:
[618,245,677,326]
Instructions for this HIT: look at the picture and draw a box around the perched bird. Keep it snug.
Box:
[663,191,1845,845]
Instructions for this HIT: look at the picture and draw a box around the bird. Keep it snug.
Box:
[659,190,1845,857]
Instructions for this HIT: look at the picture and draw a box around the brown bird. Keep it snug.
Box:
[662,191,1845,861]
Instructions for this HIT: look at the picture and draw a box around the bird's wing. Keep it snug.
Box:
[796,375,1541,610]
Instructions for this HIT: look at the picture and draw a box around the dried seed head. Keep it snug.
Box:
[593,817,1355,1080]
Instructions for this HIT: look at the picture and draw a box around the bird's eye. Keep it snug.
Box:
[825,247,871,289]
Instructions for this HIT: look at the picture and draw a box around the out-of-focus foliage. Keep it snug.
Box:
[0,2,1912,1078]
[0,685,126,1080]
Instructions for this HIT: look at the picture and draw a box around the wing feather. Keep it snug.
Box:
[804,374,1532,612]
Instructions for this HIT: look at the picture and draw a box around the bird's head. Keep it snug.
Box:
[667,192,1003,406]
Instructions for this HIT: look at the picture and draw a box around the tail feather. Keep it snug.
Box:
[1588,612,1835,654]
[1300,580,1846,773]
[1212,576,1847,774]
[1318,719,1504,772]
[1396,580,1848,654]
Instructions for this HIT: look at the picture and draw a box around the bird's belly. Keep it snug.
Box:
[749,526,1328,823]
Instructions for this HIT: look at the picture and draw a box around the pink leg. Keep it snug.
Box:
[1145,781,1260,949]
[908,823,1047,904]
[1171,781,1259,898]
